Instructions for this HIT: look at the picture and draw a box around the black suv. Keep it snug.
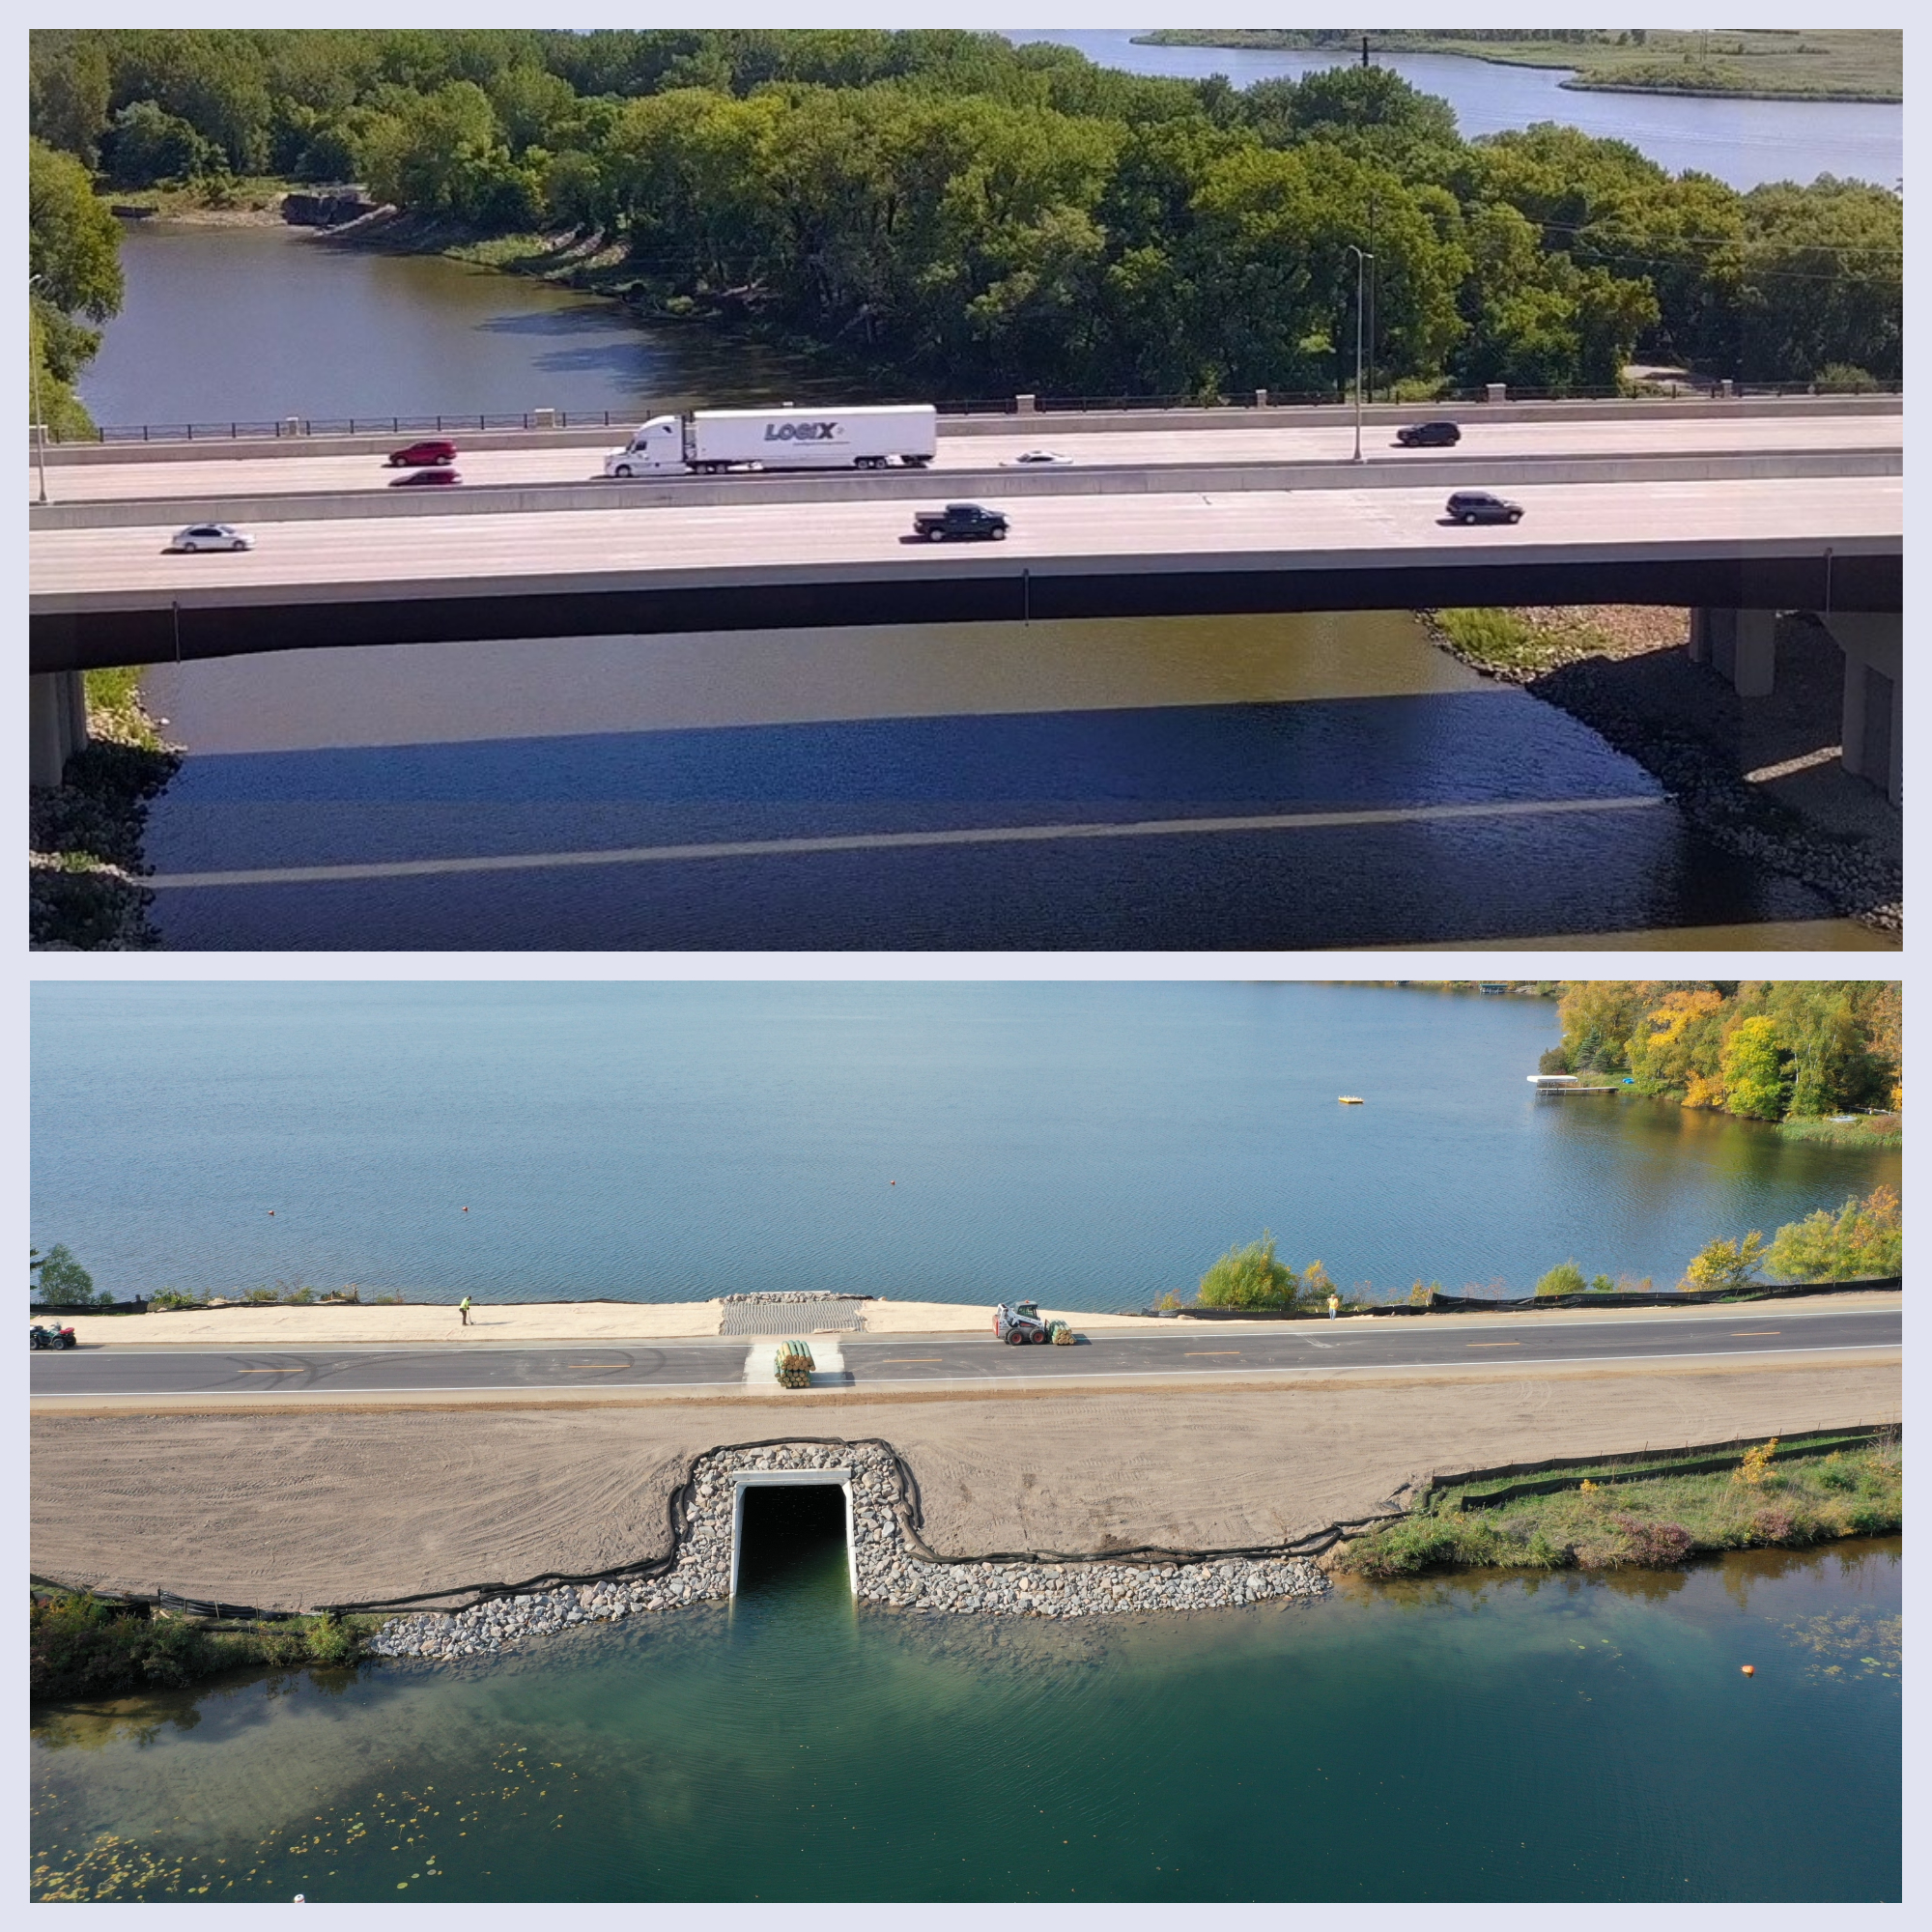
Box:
[1444,490,1523,526]
[913,502,1009,541]
[1396,420,1462,447]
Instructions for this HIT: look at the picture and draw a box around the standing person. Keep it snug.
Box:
[1326,1292,1340,1321]
[459,1294,472,1327]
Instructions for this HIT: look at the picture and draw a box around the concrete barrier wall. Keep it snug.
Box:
[32,392,1904,466]
[28,446,1903,533]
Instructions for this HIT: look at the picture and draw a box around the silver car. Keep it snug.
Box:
[171,523,254,553]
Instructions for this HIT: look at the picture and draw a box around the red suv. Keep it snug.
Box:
[386,439,458,468]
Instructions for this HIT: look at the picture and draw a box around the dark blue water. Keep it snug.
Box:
[137,688,1838,950]
[31,982,1897,1306]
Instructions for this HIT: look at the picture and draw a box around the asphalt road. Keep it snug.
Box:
[27,475,1903,609]
[28,412,1902,506]
[28,1305,1900,1399]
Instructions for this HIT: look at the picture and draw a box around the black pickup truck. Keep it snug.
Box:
[912,502,1009,541]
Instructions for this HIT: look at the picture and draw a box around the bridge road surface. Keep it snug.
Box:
[28,411,1904,506]
[28,476,1904,616]
[29,1304,1901,1400]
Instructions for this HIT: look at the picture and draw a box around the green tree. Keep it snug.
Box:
[1681,1231,1766,1293]
[103,98,223,185]
[30,31,112,163]
[29,137,123,438]
[1721,1014,1790,1121]
[1764,1185,1900,1282]
[1535,1260,1586,1297]
[33,1243,99,1304]
[1197,1231,1298,1309]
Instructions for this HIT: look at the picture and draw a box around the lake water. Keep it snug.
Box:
[1006,32,1903,191]
[30,981,1898,1306]
[30,1538,1902,1902]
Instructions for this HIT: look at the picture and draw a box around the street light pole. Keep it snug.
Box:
[28,272,49,505]
[1345,245,1373,461]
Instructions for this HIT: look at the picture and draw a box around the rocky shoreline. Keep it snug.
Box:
[1424,614,1902,935]
[367,1440,1327,1662]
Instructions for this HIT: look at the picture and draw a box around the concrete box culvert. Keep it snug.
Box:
[729,1467,857,1598]
[364,1439,1328,1661]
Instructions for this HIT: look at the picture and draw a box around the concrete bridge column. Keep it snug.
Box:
[29,669,88,788]
[1821,611,1902,805]
[1688,607,1778,697]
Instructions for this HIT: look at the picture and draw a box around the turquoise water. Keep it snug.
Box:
[31,1538,1900,1902]
[31,982,1897,1306]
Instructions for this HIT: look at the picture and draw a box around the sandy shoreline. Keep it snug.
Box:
[54,1289,1897,1350]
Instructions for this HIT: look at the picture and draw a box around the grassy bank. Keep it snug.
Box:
[1776,1113,1901,1149]
[30,671,179,951]
[1336,1433,1901,1578]
[1134,30,1902,101]
[30,1593,380,1702]
[104,177,295,223]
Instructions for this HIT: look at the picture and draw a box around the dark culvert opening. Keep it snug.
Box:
[736,1484,849,1598]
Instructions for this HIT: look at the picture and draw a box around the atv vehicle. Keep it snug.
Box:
[993,1301,1072,1346]
[30,1322,76,1350]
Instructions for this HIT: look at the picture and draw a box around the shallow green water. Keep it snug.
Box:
[32,1534,1898,1902]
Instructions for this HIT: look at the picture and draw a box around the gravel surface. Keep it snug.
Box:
[368,1441,1327,1660]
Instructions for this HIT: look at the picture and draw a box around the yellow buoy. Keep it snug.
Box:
[1742,1664,1756,1676]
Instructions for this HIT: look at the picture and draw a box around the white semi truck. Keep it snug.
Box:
[603,404,937,477]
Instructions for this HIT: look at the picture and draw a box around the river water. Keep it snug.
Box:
[30,981,1899,1306]
[30,1538,1901,1902]
[1006,32,1903,191]
[130,607,1888,952]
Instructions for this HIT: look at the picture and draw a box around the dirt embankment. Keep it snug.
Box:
[31,1359,1898,1612]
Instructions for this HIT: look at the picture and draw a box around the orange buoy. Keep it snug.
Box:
[268,1210,274,1216]
[462,1207,469,1212]
[1741,1664,1756,1676]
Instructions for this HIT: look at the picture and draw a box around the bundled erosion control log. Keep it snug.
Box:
[775,1341,814,1389]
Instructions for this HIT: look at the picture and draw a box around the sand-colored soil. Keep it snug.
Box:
[31,1356,1898,1612]
[59,1291,1894,1350]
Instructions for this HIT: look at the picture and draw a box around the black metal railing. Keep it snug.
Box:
[44,380,1901,447]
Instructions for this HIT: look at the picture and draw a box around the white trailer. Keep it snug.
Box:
[604,404,937,477]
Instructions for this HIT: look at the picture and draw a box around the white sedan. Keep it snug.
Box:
[170,523,254,553]
[1005,449,1071,467]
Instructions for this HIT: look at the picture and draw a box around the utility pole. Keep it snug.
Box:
[28,272,48,505]
[1361,34,1370,68]
[1346,245,1373,460]
[1366,195,1378,407]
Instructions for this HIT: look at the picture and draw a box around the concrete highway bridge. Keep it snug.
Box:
[27,399,1903,794]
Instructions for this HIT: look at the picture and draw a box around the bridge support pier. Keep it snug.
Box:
[29,670,89,788]
[1820,611,1902,805]
[1688,607,1778,697]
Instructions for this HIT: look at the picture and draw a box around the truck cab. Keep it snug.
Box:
[604,416,685,478]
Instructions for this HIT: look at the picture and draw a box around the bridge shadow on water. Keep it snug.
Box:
[141,693,1835,950]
